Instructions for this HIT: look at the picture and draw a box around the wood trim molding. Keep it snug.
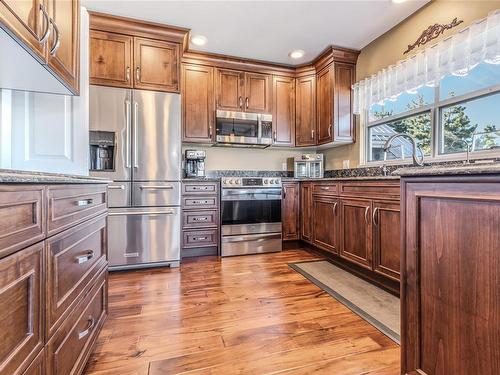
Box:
[89,11,189,45]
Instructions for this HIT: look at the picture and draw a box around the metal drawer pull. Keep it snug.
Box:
[364,206,370,224]
[192,186,209,190]
[78,316,95,340]
[76,250,95,264]
[193,217,209,221]
[332,201,338,215]
[321,187,330,190]
[108,185,125,190]
[39,4,51,44]
[372,207,379,226]
[192,200,209,204]
[193,236,208,241]
[76,199,93,206]
[49,19,60,56]
[140,185,174,190]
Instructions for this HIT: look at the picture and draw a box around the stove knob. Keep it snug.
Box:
[264,179,268,184]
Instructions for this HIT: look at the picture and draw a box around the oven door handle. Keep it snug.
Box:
[222,233,281,243]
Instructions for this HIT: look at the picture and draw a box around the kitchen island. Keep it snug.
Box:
[397,164,500,375]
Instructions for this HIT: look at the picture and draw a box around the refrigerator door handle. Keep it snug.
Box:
[133,101,139,169]
[125,99,131,168]
[108,209,176,216]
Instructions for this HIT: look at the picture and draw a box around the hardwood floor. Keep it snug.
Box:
[84,248,400,375]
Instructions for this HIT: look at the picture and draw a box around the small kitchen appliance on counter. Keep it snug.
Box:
[289,154,324,178]
[221,177,282,256]
[184,150,206,178]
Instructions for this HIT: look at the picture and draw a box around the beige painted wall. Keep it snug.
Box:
[325,0,500,169]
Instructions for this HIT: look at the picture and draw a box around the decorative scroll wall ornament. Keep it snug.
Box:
[403,18,464,54]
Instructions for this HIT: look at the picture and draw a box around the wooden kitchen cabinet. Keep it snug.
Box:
[339,198,372,270]
[282,182,300,240]
[333,63,355,143]
[182,63,215,143]
[312,195,339,254]
[272,76,295,146]
[316,65,333,144]
[372,200,400,281]
[216,68,244,111]
[46,0,80,93]
[300,182,313,243]
[401,176,500,375]
[245,72,271,113]
[90,30,133,88]
[133,37,180,92]
[295,75,316,147]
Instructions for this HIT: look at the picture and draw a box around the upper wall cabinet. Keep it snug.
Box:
[0,0,80,94]
[295,75,316,147]
[89,12,187,93]
[216,69,271,113]
[272,75,295,147]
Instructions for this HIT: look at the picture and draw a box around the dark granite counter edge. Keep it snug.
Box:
[0,169,111,184]
[394,163,500,177]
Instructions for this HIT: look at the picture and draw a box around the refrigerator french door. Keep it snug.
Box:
[89,85,181,270]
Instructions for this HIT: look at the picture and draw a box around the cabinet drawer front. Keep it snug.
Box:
[47,185,107,236]
[182,196,218,210]
[46,270,107,375]
[339,181,400,200]
[45,214,107,338]
[182,210,218,229]
[0,186,45,259]
[0,242,43,375]
[182,182,218,195]
[312,182,339,196]
[182,229,218,248]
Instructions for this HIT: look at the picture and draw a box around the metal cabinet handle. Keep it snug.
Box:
[136,67,140,81]
[192,186,209,190]
[193,217,208,221]
[108,185,125,190]
[311,129,315,140]
[133,102,139,168]
[193,236,208,241]
[209,125,213,138]
[245,97,249,109]
[126,67,130,82]
[332,201,338,215]
[372,207,379,226]
[49,19,60,56]
[321,186,330,190]
[239,96,243,109]
[75,250,95,264]
[328,124,332,137]
[364,206,370,224]
[39,4,51,44]
[125,100,131,168]
[76,199,93,207]
[78,316,95,340]
[108,210,175,216]
[192,200,209,205]
[140,185,174,190]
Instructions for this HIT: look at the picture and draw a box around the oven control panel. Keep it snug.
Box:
[222,177,282,188]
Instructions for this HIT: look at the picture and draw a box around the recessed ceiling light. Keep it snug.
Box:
[289,50,305,59]
[191,35,208,46]
[392,0,407,3]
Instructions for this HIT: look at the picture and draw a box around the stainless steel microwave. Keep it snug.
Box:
[215,110,272,148]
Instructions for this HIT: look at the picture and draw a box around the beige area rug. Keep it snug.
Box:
[289,260,400,343]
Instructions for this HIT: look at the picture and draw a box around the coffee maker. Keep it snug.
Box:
[185,150,206,178]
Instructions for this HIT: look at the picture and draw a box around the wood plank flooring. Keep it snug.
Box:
[84,249,400,375]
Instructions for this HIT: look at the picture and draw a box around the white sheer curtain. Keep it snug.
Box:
[353,9,500,115]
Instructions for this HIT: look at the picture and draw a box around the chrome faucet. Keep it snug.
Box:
[383,133,425,167]
[450,138,471,164]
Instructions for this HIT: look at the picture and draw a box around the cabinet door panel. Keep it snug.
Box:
[300,183,312,243]
[216,69,243,111]
[334,63,355,142]
[46,0,80,93]
[295,75,316,146]
[272,76,295,146]
[90,30,132,88]
[316,65,333,144]
[372,200,400,281]
[245,72,271,113]
[282,182,299,240]
[313,195,339,254]
[182,64,214,143]
[0,0,46,60]
[134,37,180,92]
[340,198,372,269]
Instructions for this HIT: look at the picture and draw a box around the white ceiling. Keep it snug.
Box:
[82,0,429,65]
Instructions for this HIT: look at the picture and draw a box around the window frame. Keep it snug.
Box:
[364,81,500,166]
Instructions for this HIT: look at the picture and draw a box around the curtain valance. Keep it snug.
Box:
[353,9,500,114]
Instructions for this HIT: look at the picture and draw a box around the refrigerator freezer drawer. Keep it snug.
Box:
[132,181,180,207]
[107,207,180,269]
[107,182,131,208]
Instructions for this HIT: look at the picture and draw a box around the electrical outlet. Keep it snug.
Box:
[282,162,287,171]
[342,160,350,169]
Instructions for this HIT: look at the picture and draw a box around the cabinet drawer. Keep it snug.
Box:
[0,242,43,375]
[182,196,218,210]
[47,185,107,236]
[182,229,218,248]
[182,210,218,229]
[46,270,107,375]
[312,182,339,196]
[0,186,45,259]
[339,181,400,200]
[182,182,218,195]
[45,214,107,339]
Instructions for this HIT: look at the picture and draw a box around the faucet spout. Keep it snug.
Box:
[383,133,425,167]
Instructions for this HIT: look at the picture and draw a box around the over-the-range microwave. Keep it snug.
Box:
[214,110,273,148]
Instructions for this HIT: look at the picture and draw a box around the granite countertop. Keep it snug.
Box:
[0,169,112,184]
[282,176,400,182]
[393,162,500,177]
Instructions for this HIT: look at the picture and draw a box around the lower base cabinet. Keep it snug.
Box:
[372,200,400,281]
[282,182,300,240]
[312,195,339,253]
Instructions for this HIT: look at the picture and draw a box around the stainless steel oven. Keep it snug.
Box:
[221,177,282,256]
[215,110,273,148]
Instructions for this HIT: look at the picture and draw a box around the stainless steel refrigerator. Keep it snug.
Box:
[90,85,181,270]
